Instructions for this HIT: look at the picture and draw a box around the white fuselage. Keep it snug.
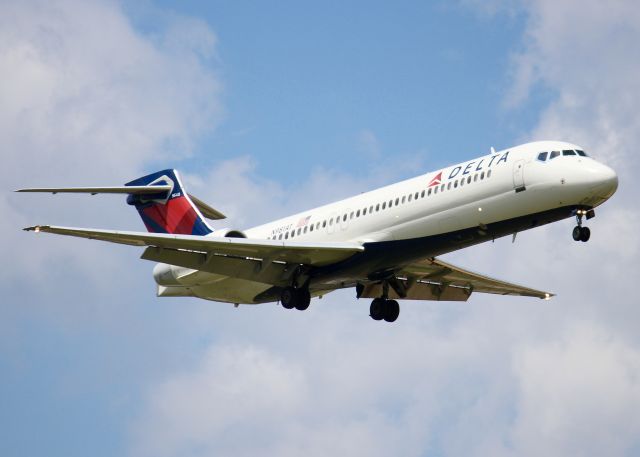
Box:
[155,140,618,303]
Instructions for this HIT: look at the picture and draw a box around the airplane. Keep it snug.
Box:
[18,140,618,322]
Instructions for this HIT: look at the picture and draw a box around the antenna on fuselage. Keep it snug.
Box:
[491,146,496,154]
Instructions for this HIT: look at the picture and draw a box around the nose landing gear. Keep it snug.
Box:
[572,209,593,242]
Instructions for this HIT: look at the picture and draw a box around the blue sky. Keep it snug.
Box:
[134,1,535,181]
[2,1,640,457]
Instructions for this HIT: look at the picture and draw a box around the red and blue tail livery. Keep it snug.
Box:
[125,169,213,236]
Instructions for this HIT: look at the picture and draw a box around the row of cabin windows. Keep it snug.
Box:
[267,168,493,240]
[537,149,587,162]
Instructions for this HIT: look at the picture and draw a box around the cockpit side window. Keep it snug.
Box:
[550,150,560,160]
[576,149,587,157]
[563,149,576,156]
[537,152,548,162]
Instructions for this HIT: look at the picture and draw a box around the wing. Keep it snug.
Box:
[359,257,553,301]
[24,225,363,267]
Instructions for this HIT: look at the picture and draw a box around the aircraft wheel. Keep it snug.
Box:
[580,226,591,242]
[370,298,385,320]
[294,289,311,311]
[572,226,582,241]
[383,300,400,322]
[281,287,296,309]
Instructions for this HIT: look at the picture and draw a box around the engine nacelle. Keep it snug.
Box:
[207,228,247,238]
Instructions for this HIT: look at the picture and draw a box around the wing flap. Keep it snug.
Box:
[360,281,472,301]
[24,225,364,267]
[398,257,553,299]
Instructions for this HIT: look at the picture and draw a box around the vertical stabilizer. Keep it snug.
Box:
[125,169,213,235]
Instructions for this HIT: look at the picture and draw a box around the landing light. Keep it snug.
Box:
[544,293,550,300]
[478,207,482,212]
[34,226,40,233]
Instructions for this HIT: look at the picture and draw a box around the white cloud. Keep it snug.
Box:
[4,1,640,456]
[356,128,382,159]
[129,2,640,456]
[0,0,222,279]
[508,322,640,457]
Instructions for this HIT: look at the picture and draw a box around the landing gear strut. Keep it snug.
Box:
[572,209,592,242]
[369,298,400,322]
[280,286,311,311]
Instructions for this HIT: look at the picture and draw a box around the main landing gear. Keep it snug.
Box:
[280,286,311,311]
[369,298,400,323]
[572,209,594,242]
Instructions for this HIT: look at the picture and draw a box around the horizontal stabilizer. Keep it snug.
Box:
[15,186,172,195]
[15,186,225,220]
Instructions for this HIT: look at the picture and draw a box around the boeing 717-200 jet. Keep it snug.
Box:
[19,141,618,322]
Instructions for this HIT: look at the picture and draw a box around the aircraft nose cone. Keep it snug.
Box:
[591,163,618,199]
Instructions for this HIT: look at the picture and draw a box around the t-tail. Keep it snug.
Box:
[125,169,213,235]
[16,168,225,236]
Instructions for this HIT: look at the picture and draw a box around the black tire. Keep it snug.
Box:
[383,300,400,322]
[580,226,591,242]
[572,226,582,241]
[370,298,385,320]
[294,289,311,311]
[281,287,296,309]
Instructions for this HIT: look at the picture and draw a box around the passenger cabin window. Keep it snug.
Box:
[487,170,492,178]
[550,150,560,159]
[563,149,576,156]
[537,151,548,161]
[421,190,425,198]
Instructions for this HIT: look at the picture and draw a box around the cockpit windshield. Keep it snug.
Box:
[537,149,588,162]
